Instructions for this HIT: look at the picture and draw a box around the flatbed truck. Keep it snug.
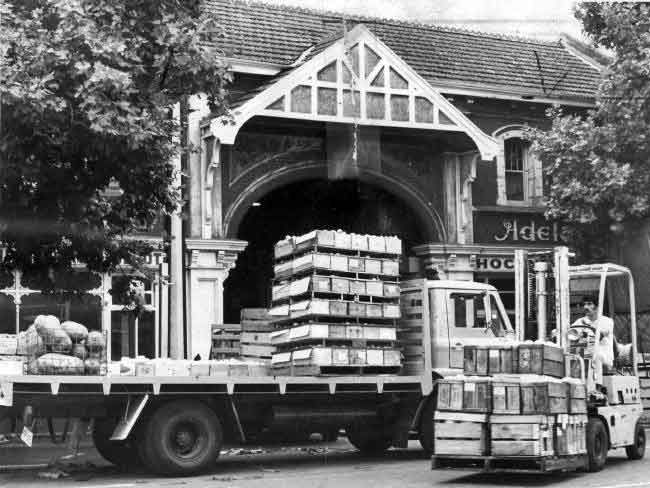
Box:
[0,279,514,476]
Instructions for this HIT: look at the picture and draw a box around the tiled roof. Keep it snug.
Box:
[203,0,601,102]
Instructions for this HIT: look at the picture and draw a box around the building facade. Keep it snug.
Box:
[0,0,606,361]
[181,0,602,358]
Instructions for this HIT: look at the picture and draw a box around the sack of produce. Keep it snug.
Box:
[47,328,72,354]
[61,321,88,344]
[30,353,84,375]
[84,358,102,375]
[71,342,88,360]
[17,326,46,357]
[86,331,106,356]
[34,315,61,338]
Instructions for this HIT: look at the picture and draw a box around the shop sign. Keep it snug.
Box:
[474,213,568,244]
[475,256,514,272]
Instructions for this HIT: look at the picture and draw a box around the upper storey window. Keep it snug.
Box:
[504,137,526,201]
[494,126,543,206]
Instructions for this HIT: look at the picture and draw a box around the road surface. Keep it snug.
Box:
[1,438,650,488]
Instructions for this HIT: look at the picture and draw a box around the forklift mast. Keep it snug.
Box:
[514,246,572,351]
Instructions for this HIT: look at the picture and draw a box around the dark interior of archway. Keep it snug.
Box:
[223,179,428,322]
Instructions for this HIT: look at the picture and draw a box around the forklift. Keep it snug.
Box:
[515,247,645,471]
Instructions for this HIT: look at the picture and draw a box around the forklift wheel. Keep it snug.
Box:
[625,421,646,460]
[587,418,608,472]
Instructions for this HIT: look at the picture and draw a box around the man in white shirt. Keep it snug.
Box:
[571,295,614,390]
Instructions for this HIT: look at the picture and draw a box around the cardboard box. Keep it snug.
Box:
[350,234,369,251]
[367,235,386,253]
[366,304,383,318]
[331,277,350,294]
[349,280,366,295]
[135,362,155,377]
[0,335,18,356]
[0,358,23,376]
[365,258,382,275]
[209,362,229,376]
[330,255,349,272]
[366,349,384,365]
[382,260,399,276]
[190,362,212,377]
[365,280,383,296]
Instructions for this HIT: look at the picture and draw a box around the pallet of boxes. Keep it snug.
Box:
[269,230,403,375]
[432,341,588,473]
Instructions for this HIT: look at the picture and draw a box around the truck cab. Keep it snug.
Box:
[401,279,514,378]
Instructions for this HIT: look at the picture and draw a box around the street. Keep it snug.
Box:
[1,438,650,488]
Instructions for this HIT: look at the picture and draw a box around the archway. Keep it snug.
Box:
[223,178,432,322]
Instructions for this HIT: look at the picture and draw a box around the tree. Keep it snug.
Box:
[528,3,650,258]
[0,0,230,290]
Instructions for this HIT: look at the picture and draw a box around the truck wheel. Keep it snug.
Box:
[587,418,608,472]
[346,421,391,455]
[138,400,223,476]
[625,421,646,460]
[92,417,140,468]
[418,396,435,455]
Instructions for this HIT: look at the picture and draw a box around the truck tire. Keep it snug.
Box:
[137,400,223,476]
[587,418,608,472]
[418,396,435,455]
[92,417,140,468]
[625,421,646,460]
[346,421,392,455]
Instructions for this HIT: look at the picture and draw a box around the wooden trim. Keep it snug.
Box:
[210,25,500,160]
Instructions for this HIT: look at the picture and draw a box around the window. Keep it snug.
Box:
[449,293,487,329]
[494,126,543,206]
[505,138,525,201]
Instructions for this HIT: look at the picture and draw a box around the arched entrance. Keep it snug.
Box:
[223,178,432,322]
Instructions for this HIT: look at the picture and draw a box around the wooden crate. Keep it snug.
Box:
[492,377,521,414]
[437,378,464,411]
[517,343,565,378]
[293,230,336,252]
[240,308,274,332]
[437,377,492,413]
[489,346,514,375]
[348,302,367,317]
[274,237,295,259]
[521,380,568,414]
[331,277,350,294]
[434,410,488,456]
[566,381,587,414]
[555,414,588,455]
[240,344,275,359]
[463,378,492,413]
[490,414,555,457]
[211,323,241,359]
[464,346,489,376]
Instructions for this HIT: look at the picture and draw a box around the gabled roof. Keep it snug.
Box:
[203,0,601,103]
[209,25,500,160]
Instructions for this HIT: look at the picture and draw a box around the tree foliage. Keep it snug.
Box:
[0,0,230,287]
[529,2,650,250]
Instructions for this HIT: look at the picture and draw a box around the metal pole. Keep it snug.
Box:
[514,250,527,342]
[169,102,184,359]
[534,261,548,341]
[554,246,571,351]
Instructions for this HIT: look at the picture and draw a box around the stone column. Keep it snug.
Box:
[185,239,247,360]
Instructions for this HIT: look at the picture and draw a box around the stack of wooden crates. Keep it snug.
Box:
[269,230,403,375]
[239,308,275,362]
[433,341,588,466]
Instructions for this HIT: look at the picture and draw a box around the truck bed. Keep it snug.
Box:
[0,373,431,402]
